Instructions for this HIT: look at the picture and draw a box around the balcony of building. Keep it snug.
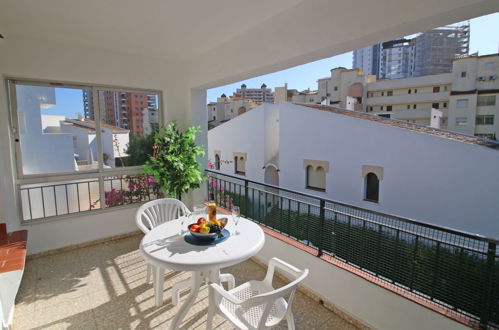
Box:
[1,0,499,329]
[366,92,450,106]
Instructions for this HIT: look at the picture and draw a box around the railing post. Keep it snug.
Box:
[318,199,325,257]
[244,179,249,218]
[206,174,212,201]
[479,242,496,329]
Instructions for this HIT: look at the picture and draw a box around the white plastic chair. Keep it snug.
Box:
[136,198,190,282]
[207,258,309,330]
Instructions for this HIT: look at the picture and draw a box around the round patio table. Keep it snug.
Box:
[140,215,265,330]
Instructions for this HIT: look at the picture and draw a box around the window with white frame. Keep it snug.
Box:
[476,115,494,125]
[456,99,469,108]
[303,159,329,191]
[477,95,496,107]
[8,79,162,222]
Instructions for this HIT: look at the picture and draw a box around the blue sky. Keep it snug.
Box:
[44,12,499,116]
[42,88,85,117]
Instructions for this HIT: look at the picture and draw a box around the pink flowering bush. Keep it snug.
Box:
[102,174,162,207]
[105,189,124,207]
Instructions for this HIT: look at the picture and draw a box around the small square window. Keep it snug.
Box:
[461,71,467,78]
[433,86,440,93]
[386,105,392,111]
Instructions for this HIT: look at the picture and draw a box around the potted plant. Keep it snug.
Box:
[142,121,205,200]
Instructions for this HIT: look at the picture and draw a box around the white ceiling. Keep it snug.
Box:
[1,0,498,88]
[0,0,304,61]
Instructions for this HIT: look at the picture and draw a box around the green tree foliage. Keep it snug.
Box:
[142,121,205,199]
[122,124,158,167]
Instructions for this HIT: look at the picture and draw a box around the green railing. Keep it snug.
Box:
[206,169,499,329]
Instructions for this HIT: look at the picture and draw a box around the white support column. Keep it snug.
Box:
[186,88,208,208]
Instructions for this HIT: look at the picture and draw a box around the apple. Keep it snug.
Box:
[197,217,207,225]
[190,224,200,232]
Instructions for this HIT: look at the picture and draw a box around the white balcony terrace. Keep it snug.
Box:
[1,0,499,329]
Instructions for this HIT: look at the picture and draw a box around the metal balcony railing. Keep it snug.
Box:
[206,169,499,329]
[20,174,162,221]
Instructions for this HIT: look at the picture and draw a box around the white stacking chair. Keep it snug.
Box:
[136,198,191,305]
[136,198,191,282]
[207,257,309,330]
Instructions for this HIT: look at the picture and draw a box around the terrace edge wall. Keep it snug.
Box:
[256,233,469,330]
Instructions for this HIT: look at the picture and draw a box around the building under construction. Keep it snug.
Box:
[353,22,470,79]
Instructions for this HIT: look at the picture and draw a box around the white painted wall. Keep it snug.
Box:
[208,105,267,183]
[256,234,469,330]
[16,86,76,175]
[264,104,279,165]
[40,114,65,131]
[59,123,95,164]
[278,103,499,239]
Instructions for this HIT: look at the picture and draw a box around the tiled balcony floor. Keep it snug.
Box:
[13,234,357,329]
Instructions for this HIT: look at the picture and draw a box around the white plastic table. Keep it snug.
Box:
[139,215,265,330]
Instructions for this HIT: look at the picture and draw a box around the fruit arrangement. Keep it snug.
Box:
[189,217,226,235]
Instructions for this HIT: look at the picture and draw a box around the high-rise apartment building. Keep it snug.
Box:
[413,24,470,76]
[353,23,469,79]
[380,39,415,79]
[233,84,274,104]
[352,44,381,77]
[82,91,158,136]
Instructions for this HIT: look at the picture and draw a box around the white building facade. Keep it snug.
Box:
[209,102,499,239]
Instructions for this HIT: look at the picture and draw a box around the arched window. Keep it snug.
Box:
[306,165,326,191]
[365,173,379,202]
[237,157,246,175]
[215,154,220,170]
[233,152,247,176]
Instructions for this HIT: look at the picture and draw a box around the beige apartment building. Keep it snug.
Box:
[288,53,499,139]
[233,83,275,104]
[207,94,258,129]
